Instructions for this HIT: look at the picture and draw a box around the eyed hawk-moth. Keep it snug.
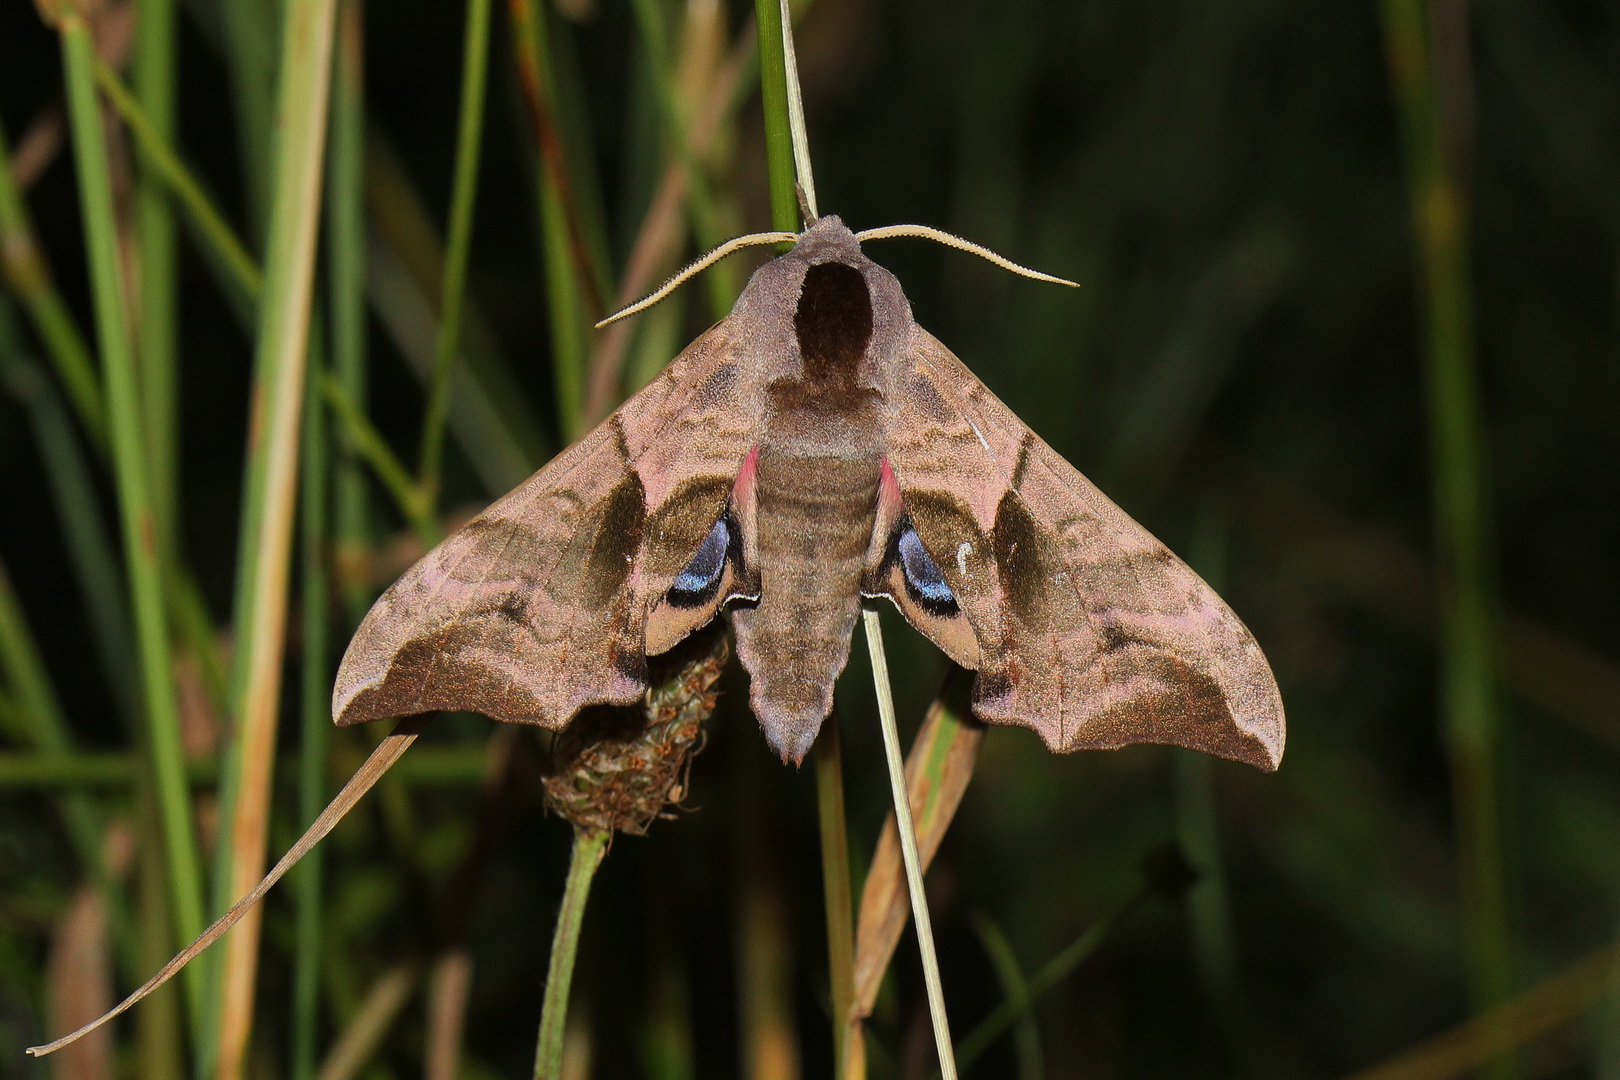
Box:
[331,214,1285,770]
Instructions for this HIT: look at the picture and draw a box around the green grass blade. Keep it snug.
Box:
[814,718,855,1077]
[1377,3,1512,1067]
[321,372,437,544]
[54,5,208,1034]
[418,0,494,505]
[292,350,332,1080]
[327,0,370,621]
[0,115,105,448]
[133,0,181,561]
[95,56,263,302]
[969,915,1043,1080]
[0,306,134,710]
[507,0,608,438]
[953,886,1150,1075]
[752,0,798,235]
[365,129,549,484]
[220,0,280,238]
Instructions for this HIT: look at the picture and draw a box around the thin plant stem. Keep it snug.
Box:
[418,0,493,505]
[953,886,1150,1075]
[865,610,958,1080]
[752,0,798,235]
[969,915,1042,1080]
[0,315,134,710]
[814,718,855,1077]
[299,8,365,1065]
[0,114,105,448]
[364,129,549,484]
[328,0,370,620]
[94,56,263,302]
[54,5,209,1033]
[1377,3,1511,1070]
[321,372,438,544]
[132,0,180,562]
[220,0,279,237]
[214,0,340,1073]
[0,558,137,970]
[291,358,332,1080]
[136,790,186,1080]
[507,0,606,437]
[533,828,610,1080]
[752,9,922,1073]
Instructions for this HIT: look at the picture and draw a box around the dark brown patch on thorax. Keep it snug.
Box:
[795,262,872,384]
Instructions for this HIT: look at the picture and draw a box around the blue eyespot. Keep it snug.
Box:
[668,516,731,607]
[897,523,958,615]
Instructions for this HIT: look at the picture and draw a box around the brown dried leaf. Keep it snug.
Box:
[849,668,983,1022]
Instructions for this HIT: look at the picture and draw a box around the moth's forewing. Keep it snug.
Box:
[332,324,760,730]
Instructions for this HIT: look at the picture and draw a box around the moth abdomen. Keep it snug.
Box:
[732,447,882,762]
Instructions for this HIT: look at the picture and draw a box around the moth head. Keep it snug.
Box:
[596,215,1074,332]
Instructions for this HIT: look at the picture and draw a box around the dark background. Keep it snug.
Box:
[2,0,1618,1077]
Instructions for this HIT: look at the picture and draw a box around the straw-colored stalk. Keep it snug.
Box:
[214,0,339,1075]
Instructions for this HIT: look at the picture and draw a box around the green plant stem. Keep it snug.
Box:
[321,372,438,544]
[1377,0,1511,1062]
[953,886,1149,1074]
[56,7,208,1034]
[752,0,798,235]
[0,558,137,967]
[507,0,605,438]
[533,828,610,1080]
[0,315,135,710]
[364,129,548,485]
[625,0,727,263]
[132,0,181,563]
[865,610,959,1080]
[220,0,279,236]
[969,915,1042,1080]
[418,0,492,504]
[0,115,105,448]
[291,354,331,1080]
[136,789,186,1080]
[214,0,340,1072]
[95,56,264,302]
[328,0,370,619]
[814,718,855,1077]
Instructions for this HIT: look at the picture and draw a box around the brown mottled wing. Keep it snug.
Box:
[333,322,762,730]
[882,326,1284,770]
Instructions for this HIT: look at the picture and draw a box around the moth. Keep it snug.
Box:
[27,214,1283,1059]
[332,214,1284,770]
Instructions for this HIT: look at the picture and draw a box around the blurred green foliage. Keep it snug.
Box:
[0,0,1617,1077]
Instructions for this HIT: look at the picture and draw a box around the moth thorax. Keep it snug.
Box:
[795,262,873,382]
